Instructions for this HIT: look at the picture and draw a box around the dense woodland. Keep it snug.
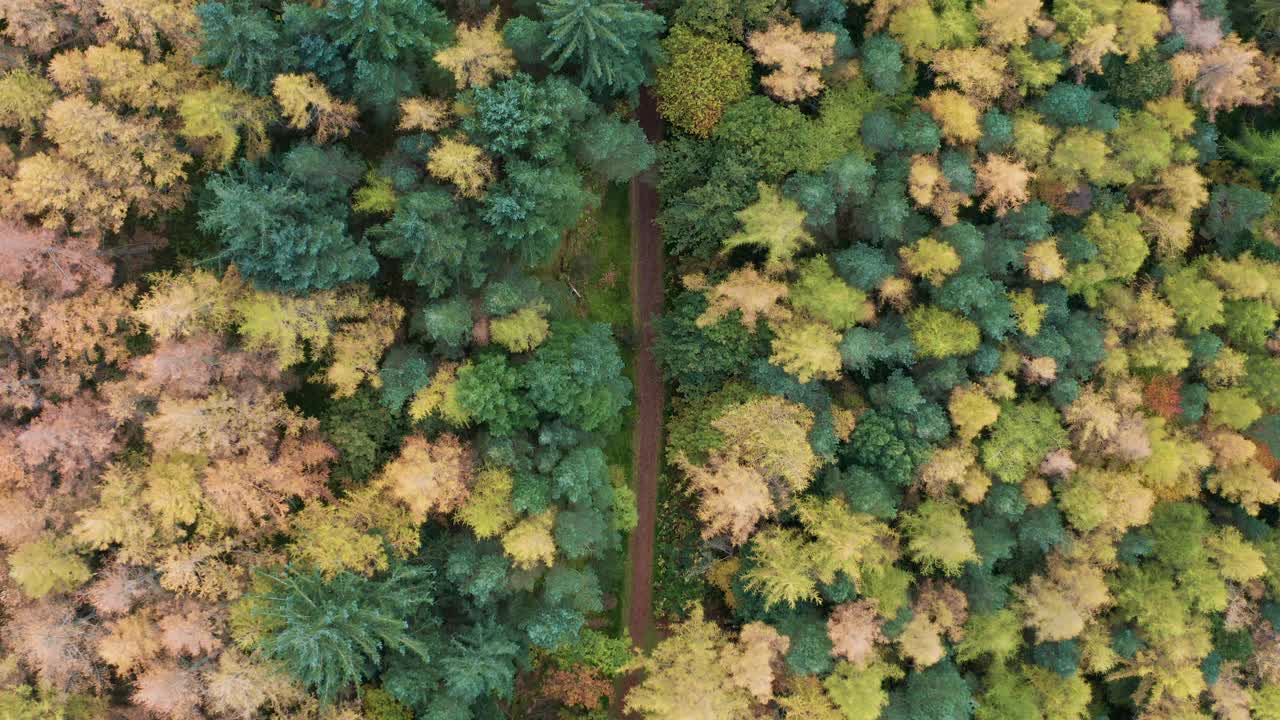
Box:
[4,0,1280,718]
[0,0,654,717]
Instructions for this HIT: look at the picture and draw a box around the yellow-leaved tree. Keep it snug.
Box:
[456,466,517,539]
[376,433,474,521]
[502,510,558,570]
[398,96,452,132]
[747,19,835,102]
[625,606,789,719]
[178,83,274,168]
[7,97,190,235]
[676,395,818,543]
[135,269,403,399]
[721,183,814,274]
[271,73,358,143]
[433,10,516,89]
[428,136,495,199]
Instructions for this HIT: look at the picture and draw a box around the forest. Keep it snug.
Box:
[2,0,1280,718]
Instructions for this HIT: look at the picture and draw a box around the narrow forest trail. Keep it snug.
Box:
[616,83,664,716]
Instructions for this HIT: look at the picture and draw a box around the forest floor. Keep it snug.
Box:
[546,180,639,636]
[591,187,638,497]
[615,85,665,718]
[552,183,636,495]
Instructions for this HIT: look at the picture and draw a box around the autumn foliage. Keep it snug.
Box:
[0,0,649,716]
[7,0,1280,718]
[646,0,1280,718]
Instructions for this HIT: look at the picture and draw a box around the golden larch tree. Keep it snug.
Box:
[434,10,516,89]
[747,19,835,102]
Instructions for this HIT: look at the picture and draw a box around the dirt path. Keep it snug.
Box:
[616,83,664,716]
